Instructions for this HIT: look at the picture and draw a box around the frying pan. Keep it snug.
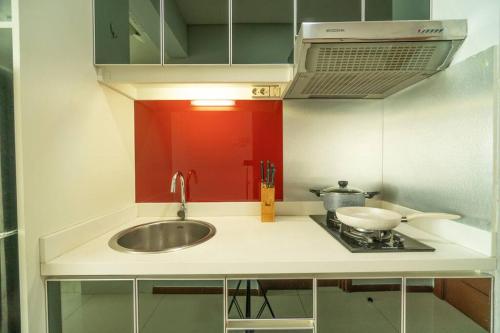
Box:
[335,207,461,231]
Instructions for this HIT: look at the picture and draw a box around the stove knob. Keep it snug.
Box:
[393,237,405,248]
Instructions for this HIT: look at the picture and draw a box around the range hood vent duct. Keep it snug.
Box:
[284,20,467,99]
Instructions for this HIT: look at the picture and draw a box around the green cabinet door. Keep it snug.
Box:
[94,0,162,64]
[0,0,11,21]
[227,279,313,320]
[232,0,294,64]
[317,278,402,333]
[46,280,134,333]
[365,0,430,21]
[406,277,492,333]
[163,0,229,64]
[297,0,362,31]
[138,280,224,333]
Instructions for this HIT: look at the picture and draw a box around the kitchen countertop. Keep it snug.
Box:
[41,215,496,277]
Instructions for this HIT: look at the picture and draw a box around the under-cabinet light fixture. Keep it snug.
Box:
[191,100,235,107]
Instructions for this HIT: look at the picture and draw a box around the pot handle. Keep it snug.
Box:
[309,189,323,197]
[364,191,380,199]
[404,213,461,222]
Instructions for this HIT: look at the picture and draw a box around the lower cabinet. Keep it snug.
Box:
[406,278,491,333]
[46,276,493,333]
[137,279,224,333]
[46,280,134,333]
[317,278,402,333]
[229,331,312,333]
[226,279,313,320]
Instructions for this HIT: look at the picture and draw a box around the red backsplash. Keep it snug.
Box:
[135,100,283,202]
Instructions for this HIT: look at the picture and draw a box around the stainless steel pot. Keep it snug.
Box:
[310,181,379,212]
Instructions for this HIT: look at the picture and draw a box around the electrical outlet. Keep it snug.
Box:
[269,85,281,97]
[252,86,270,98]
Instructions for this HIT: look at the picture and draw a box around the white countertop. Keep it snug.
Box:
[41,215,496,277]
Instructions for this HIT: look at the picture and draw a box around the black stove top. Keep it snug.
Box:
[310,214,435,253]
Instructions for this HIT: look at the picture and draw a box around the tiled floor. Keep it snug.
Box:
[57,287,487,333]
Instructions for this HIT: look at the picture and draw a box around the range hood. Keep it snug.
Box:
[284,20,467,99]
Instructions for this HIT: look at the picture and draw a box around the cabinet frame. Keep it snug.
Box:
[45,272,493,333]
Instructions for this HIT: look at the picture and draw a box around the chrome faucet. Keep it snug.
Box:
[170,171,186,220]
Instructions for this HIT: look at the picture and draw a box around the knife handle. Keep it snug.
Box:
[260,160,264,184]
[270,164,276,188]
[266,160,270,187]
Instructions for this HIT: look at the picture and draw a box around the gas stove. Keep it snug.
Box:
[310,212,435,253]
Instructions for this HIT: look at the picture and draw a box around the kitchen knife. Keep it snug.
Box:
[270,164,275,188]
[260,160,264,184]
[266,160,270,188]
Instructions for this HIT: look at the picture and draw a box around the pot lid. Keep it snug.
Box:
[322,181,363,194]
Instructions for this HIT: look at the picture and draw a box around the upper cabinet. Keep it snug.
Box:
[164,0,229,64]
[93,0,431,66]
[94,0,162,64]
[297,0,362,28]
[232,0,294,64]
[365,0,430,21]
[0,0,11,21]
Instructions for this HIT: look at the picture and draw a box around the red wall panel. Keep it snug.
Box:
[135,100,283,202]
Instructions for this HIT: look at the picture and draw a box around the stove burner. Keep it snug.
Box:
[327,214,395,245]
[310,214,434,253]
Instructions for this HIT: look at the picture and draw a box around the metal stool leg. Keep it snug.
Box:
[256,281,276,319]
[228,280,244,318]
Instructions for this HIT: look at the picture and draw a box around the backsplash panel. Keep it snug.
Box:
[135,100,283,202]
[382,47,496,231]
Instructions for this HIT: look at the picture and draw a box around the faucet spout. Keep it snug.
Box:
[170,171,186,220]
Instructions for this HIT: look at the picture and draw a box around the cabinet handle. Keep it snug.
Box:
[109,23,118,39]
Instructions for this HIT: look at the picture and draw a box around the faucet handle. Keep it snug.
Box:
[177,209,186,220]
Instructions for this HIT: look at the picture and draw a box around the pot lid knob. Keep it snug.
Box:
[338,180,348,188]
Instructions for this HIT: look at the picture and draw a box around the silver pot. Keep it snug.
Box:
[310,181,379,212]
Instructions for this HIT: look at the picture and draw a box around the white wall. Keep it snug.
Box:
[14,0,135,332]
[432,0,500,64]
[283,99,384,200]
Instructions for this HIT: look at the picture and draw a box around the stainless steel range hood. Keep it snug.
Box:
[284,20,467,99]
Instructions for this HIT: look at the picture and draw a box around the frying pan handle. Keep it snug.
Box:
[364,191,380,199]
[404,213,461,222]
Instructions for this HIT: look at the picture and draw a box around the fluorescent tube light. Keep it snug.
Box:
[191,100,235,107]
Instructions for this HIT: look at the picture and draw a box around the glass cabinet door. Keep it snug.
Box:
[365,0,430,21]
[406,277,492,333]
[227,329,313,333]
[138,279,224,333]
[227,279,313,320]
[46,280,134,333]
[232,0,294,64]
[163,0,229,64]
[94,0,162,64]
[317,278,402,333]
[0,0,11,21]
[297,0,362,31]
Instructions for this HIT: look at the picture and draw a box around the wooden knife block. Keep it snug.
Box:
[261,183,275,222]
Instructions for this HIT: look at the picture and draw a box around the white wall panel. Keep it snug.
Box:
[382,47,495,231]
[15,0,135,332]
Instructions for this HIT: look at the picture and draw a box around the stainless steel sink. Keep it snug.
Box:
[109,220,216,253]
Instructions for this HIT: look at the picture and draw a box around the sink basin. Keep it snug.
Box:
[109,220,216,253]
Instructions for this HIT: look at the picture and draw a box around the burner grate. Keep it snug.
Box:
[310,215,435,253]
